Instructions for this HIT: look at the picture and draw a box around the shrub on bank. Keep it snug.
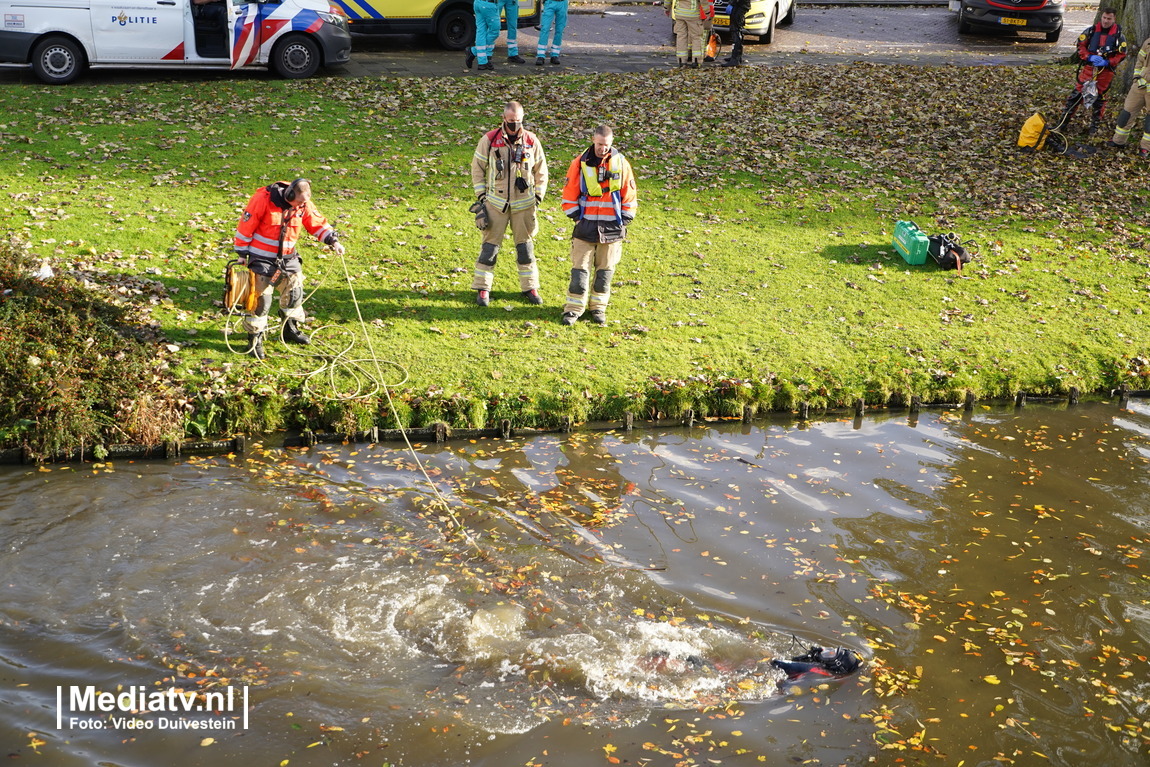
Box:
[0,239,183,459]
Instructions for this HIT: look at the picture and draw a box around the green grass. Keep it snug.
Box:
[1,63,1149,447]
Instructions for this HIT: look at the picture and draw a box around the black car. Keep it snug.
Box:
[956,0,1065,42]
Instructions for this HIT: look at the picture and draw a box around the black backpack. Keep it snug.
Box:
[928,233,972,271]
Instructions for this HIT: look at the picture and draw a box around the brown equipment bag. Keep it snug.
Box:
[223,260,257,313]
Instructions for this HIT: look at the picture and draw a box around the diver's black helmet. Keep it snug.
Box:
[816,647,862,675]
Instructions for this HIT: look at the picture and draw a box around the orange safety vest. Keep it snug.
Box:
[561,149,637,225]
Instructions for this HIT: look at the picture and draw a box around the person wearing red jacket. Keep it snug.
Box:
[233,178,344,360]
[1061,8,1128,134]
[559,125,637,326]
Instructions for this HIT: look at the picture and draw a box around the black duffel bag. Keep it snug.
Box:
[927,233,972,272]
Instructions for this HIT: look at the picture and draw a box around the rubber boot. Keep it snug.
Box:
[245,332,266,360]
[282,319,310,345]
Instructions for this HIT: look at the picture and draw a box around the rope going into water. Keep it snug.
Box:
[221,254,480,553]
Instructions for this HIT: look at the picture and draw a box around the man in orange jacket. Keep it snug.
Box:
[559,125,637,326]
[234,178,344,360]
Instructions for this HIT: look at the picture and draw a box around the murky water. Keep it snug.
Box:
[2,402,1148,766]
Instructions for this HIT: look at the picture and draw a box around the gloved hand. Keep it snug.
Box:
[331,241,346,257]
[468,199,490,230]
[1089,54,1107,67]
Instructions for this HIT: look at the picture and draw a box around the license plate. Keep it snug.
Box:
[1000,17,1027,26]
[715,15,730,25]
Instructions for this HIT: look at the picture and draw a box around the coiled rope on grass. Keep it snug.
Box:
[221,255,480,552]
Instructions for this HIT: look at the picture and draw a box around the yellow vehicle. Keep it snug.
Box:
[335,0,540,50]
[712,0,796,44]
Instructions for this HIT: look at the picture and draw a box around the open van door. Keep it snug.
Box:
[188,0,232,60]
[231,1,263,68]
[230,0,332,77]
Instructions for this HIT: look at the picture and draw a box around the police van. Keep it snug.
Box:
[0,0,352,84]
[338,0,539,51]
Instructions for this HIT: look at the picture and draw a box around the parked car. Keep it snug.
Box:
[711,0,796,45]
[951,0,1065,43]
[0,0,351,84]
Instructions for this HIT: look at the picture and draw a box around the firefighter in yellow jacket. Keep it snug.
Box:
[666,0,707,68]
[1108,36,1150,157]
[559,125,638,326]
[470,101,549,307]
[233,178,343,360]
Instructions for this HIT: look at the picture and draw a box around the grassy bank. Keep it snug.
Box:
[1,63,1149,451]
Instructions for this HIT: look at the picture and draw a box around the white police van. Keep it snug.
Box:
[0,0,351,84]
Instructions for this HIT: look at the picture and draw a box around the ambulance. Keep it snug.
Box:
[0,0,352,84]
[337,0,539,51]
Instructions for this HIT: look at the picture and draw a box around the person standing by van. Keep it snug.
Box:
[722,0,752,67]
[536,0,569,65]
[500,0,526,63]
[666,0,706,68]
[466,0,502,71]
[1060,8,1127,134]
[470,101,549,307]
[559,125,637,326]
[234,179,344,360]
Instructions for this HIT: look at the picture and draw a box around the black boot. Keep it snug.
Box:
[245,332,266,360]
[282,319,310,345]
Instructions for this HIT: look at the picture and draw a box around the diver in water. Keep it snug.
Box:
[770,646,863,686]
[639,644,863,689]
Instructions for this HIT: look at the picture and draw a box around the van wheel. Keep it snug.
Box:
[437,7,474,51]
[272,35,320,79]
[31,36,85,85]
[1045,24,1061,42]
[780,0,796,26]
[758,6,777,45]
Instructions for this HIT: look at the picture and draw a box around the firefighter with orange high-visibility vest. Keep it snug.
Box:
[559,125,637,326]
[233,178,344,360]
[470,100,549,307]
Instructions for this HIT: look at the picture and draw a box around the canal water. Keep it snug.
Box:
[1,402,1148,766]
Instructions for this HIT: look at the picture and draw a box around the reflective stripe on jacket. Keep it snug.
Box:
[1133,37,1150,81]
[562,148,636,224]
[561,146,637,244]
[671,0,705,20]
[234,183,334,264]
[471,128,548,213]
